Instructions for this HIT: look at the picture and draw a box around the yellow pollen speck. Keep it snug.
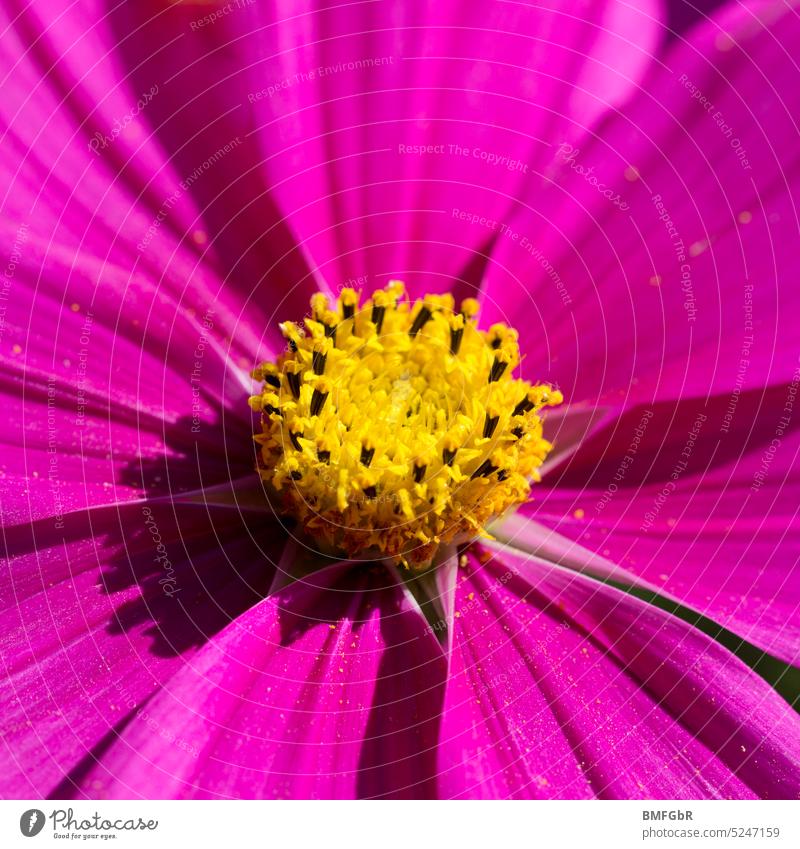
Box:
[573,508,585,519]
[249,284,561,568]
[689,240,708,257]
[192,229,208,246]
[70,303,80,312]
[738,211,752,225]
[11,344,22,355]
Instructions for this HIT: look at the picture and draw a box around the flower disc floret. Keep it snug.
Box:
[250,283,561,567]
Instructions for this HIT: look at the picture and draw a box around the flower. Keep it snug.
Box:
[250,285,562,566]
[1,0,799,800]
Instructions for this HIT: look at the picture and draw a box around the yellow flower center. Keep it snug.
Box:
[249,282,561,569]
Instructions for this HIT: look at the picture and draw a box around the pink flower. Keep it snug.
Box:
[1,0,799,799]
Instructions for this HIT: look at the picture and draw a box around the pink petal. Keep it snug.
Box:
[480,0,800,406]
[0,0,315,350]
[0,263,256,521]
[438,547,800,798]
[71,565,446,799]
[0,9,268,521]
[522,400,800,664]
[0,502,280,797]
[239,0,661,295]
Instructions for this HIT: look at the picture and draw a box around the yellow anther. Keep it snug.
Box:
[287,420,305,452]
[279,321,303,350]
[311,337,332,375]
[386,279,405,300]
[461,298,480,319]
[310,292,330,320]
[412,451,433,483]
[339,288,359,319]
[542,387,564,407]
[258,362,282,389]
[448,312,466,355]
[250,283,561,568]
[371,289,390,308]
[426,292,455,312]
[283,359,304,400]
[309,377,332,417]
[449,312,465,331]
[530,384,562,408]
[486,322,518,351]
[442,430,460,451]
[315,434,335,463]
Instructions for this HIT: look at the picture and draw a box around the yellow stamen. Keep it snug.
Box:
[250,284,561,568]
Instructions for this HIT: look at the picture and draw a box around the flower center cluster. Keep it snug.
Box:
[249,282,561,568]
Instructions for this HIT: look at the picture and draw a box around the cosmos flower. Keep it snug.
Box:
[1,0,799,800]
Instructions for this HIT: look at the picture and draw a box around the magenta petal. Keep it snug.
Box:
[72,565,446,799]
[481,0,800,406]
[240,0,661,295]
[438,548,800,799]
[525,420,800,665]
[0,0,281,480]
[0,502,278,798]
[0,0,298,355]
[0,207,258,521]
